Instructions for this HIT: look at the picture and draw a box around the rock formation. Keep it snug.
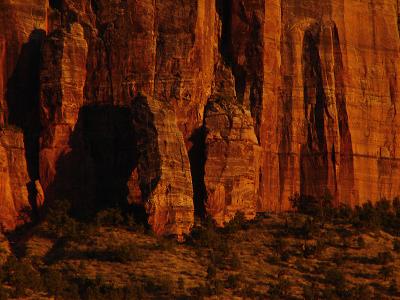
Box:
[0,0,399,235]
[203,63,262,225]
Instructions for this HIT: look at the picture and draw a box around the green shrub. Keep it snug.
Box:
[357,236,366,248]
[324,268,346,290]
[44,199,82,239]
[226,274,242,289]
[156,238,177,252]
[96,208,124,227]
[223,211,248,233]
[375,251,394,265]
[105,243,143,263]
[189,217,220,248]
[303,283,319,300]
[379,265,394,280]
[207,264,217,280]
[177,277,185,291]
[229,252,241,270]
[2,257,43,297]
[272,237,288,257]
[389,279,398,295]
[0,285,9,300]
[268,278,291,299]
[393,239,400,253]
[289,191,334,221]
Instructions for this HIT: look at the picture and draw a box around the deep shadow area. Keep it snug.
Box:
[49,0,62,10]
[6,29,46,210]
[216,0,233,67]
[45,105,139,219]
[80,105,137,209]
[188,127,207,219]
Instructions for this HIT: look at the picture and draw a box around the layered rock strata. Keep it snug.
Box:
[0,0,399,234]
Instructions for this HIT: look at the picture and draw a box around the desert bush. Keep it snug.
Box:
[177,277,185,291]
[223,211,248,233]
[335,204,354,222]
[303,282,319,300]
[0,285,8,300]
[268,277,291,299]
[207,264,217,280]
[44,199,79,239]
[349,284,374,300]
[379,265,394,281]
[78,276,141,300]
[42,269,80,299]
[290,191,334,222]
[375,251,394,265]
[226,274,242,289]
[272,237,288,257]
[300,217,319,240]
[332,252,346,267]
[229,252,242,270]
[96,208,124,227]
[155,237,177,252]
[104,243,144,263]
[393,239,400,253]
[2,256,43,298]
[357,236,366,248]
[389,279,398,295]
[324,268,346,290]
[188,217,220,248]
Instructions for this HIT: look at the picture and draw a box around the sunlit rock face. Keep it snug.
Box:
[0,0,48,230]
[0,0,399,233]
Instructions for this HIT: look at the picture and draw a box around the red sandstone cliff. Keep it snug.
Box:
[0,0,399,235]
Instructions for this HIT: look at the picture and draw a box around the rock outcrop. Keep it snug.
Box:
[0,0,48,229]
[203,63,262,225]
[0,0,399,234]
[0,129,31,230]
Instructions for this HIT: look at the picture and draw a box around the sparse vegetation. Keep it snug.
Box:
[1,195,400,299]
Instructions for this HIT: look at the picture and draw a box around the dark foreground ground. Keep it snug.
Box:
[1,199,400,299]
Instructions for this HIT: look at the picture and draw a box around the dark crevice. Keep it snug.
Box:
[5,29,46,210]
[300,25,329,197]
[49,0,62,10]
[188,126,207,219]
[302,29,326,152]
[216,0,233,67]
[332,24,355,204]
[279,31,295,208]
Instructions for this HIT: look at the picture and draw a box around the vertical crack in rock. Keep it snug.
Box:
[216,0,234,67]
[188,126,207,219]
[300,24,329,198]
[331,25,356,205]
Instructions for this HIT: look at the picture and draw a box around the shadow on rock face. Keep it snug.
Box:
[45,105,140,219]
[5,29,46,211]
[188,127,207,219]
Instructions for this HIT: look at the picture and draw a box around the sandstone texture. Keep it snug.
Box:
[0,0,399,234]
